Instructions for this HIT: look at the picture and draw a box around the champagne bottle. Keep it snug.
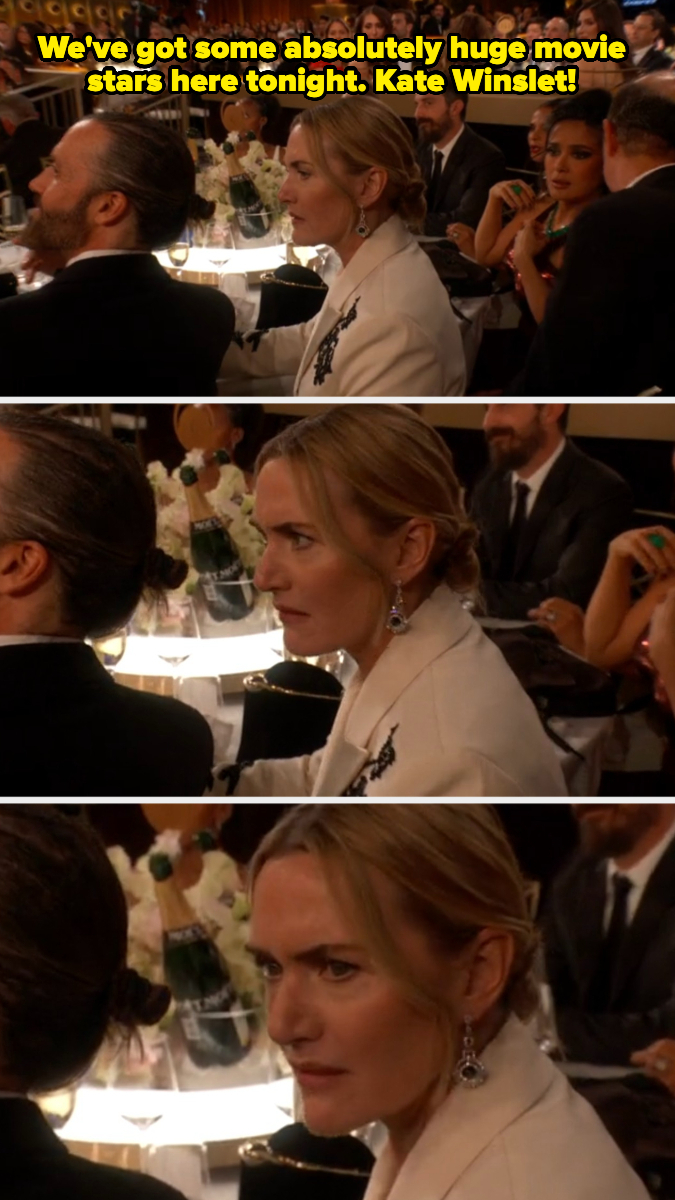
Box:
[149,851,251,1069]
[180,464,253,622]
[223,140,270,240]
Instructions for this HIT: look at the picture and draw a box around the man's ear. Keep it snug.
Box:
[0,540,51,596]
[603,118,619,159]
[90,190,132,228]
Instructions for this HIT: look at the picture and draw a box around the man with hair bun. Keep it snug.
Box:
[0,409,213,796]
[516,73,675,396]
[0,113,235,396]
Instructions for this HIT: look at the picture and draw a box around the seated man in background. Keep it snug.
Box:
[415,79,505,236]
[544,803,675,1066]
[471,403,633,620]
[0,95,61,206]
[630,10,673,74]
[0,113,234,396]
[516,74,675,396]
[0,409,214,796]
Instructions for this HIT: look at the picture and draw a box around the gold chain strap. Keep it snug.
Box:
[243,672,339,701]
[239,1139,371,1177]
[259,271,327,290]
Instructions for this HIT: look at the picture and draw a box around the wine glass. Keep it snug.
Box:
[90,627,127,676]
[152,599,198,699]
[167,227,190,280]
[1,194,27,240]
[109,1033,179,1175]
[203,220,234,289]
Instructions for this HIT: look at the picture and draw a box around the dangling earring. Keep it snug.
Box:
[386,580,409,635]
[356,206,370,238]
[453,1016,488,1089]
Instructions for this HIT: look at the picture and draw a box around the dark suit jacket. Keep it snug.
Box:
[2,1099,187,1200]
[0,118,61,205]
[421,15,447,34]
[544,836,675,1065]
[636,45,674,72]
[470,439,634,619]
[417,124,505,236]
[515,165,675,396]
[0,253,235,397]
[0,642,214,797]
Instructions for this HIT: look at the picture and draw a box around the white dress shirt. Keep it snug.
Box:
[510,437,566,519]
[605,816,675,929]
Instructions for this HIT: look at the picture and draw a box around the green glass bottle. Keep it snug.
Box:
[223,140,270,240]
[149,852,251,1069]
[180,464,253,622]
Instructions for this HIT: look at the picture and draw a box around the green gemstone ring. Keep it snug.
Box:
[512,185,523,195]
[648,533,666,549]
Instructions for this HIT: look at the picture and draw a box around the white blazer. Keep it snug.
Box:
[364,1017,650,1200]
[213,585,567,797]
[219,215,466,397]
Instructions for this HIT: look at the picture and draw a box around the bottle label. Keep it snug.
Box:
[165,924,205,947]
[192,517,222,535]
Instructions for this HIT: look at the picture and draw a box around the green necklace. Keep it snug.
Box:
[545,204,570,240]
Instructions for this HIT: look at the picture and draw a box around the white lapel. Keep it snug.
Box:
[295,216,415,392]
[311,587,474,797]
[365,1019,557,1200]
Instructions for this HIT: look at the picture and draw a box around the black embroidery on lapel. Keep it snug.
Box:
[233,330,267,352]
[342,724,399,796]
[313,298,359,387]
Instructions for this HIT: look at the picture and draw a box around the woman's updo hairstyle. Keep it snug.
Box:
[0,807,170,1094]
[256,403,480,597]
[251,804,540,1044]
[291,96,427,230]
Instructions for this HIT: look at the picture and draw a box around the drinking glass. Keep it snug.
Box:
[108,1033,179,1175]
[90,627,127,676]
[132,596,198,699]
[202,219,234,289]
[1,194,27,239]
[167,227,190,280]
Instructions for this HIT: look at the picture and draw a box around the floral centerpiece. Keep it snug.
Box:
[195,132,292,244]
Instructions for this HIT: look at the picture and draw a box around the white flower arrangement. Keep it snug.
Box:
[196,136,293,242]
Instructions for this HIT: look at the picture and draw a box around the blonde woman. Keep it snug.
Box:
[248,804,649,1200]
[219,97,465,396]
[210,405,565,797]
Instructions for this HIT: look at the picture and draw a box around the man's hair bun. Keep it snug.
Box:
[110,967,171,1028]
[144,546,189,591]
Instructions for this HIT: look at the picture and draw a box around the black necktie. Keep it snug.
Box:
[500,481,530,579]
[588,874,633,1012]
[427,149,444,211]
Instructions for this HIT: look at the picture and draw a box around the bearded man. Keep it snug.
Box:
[544,803,675,1066]
[469,404,633,620]
[0,113,234,397]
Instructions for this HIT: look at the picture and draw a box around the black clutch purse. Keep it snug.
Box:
[257,264,328,329]
[419,240,493,297]
[237,660,343,763]
[239,1123,374,1200]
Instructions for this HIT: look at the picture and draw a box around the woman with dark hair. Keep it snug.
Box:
[234,94,285,162]
[0,805,188,1200]
[576,0,633,89]
[354,5,393,36]
[0,410,213,796]
[11,24,38,67]
[475,89,610,325]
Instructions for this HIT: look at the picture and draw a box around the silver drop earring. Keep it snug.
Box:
[386,580,409,635]
[452,1016,488,1089]
[356,207,370,238]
